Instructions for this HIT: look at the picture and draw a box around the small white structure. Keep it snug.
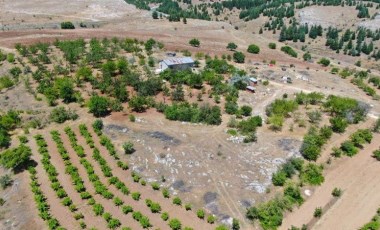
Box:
[159,57,194,71]
[246,86,256,93]
[249,77,258,85]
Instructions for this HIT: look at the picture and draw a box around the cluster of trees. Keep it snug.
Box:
[300,126,333,161]
[271,157,304,186]
[324,95,368,126]
[164,103,222,125]
[49,106,78,123]
[266,98,298,131]
[0,144,31,170]
[324,27,378,56]
[0,110,21,148]
[333,129,373,157]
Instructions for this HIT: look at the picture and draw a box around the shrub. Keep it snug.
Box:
[61,21,75,29]
[227,42,238,51]
[340,140,358,156]
[161,212,169,221]
[131,192,141,201]
[300,163,324,185]
[240,105,252,116]
[122,205,133,214]
[197,209,205,219]
[314,207,322,218]
[247,44,260,54]
[162,188,170,198]
[373,150,380,161]
[151,182,160,190]
[49,107,78,123]
[318,58,330,67]
[88,95,109,117]
[0,144,32,170]
[92,119,103,132]
[0,174,13,189]
[172,197,182,206]
[330,117,348,133]
[207,215,216,224]
[272,170,287,186]
[268,43,276,49]
[122,141,135,154]
[93,203,104,216]
[281,46,298,58]
[185,203,192,211]
[189,38,200,47]
[113,197,124,206]
[169,218,182,230]
[332,187,342,197]
[233,51,245,63]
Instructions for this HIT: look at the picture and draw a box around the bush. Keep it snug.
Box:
[169,218,182,230]
[268,43,276,49]
[281,46,298,58]
[207,215,216,224]
[151,182,160,190]
[373,150,380,161]
[88,95,110,117]
[284,183,304,205]
[189,38,200,47]
[272,170,287,186]
[61,21,75,29]
[303,52,311,61]
[300,163,324,185]
[122,205,133,214]
[122,141,135,154]
[227,42,238,51]
[247,44,260,54]
[314,207,322,218]
[330,117,348,133]
[0,144,32,170]
[233,52,245,63]
[240,105,252,116]
[131,192,141,201]
[49,107,78,123]
[332,187,342,197]
[172,197,182,206]
[161,212,169,221]
[340,140,358,156]
[162,188,170,198]
[197,209,205,219]
[0,174,13,189]
[92,119,103,132]
[318,58,330,67]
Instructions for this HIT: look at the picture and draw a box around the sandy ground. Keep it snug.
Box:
[281,130,380,229]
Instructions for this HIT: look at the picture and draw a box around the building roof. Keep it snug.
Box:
[249,77,258,82]
[162,57,194,66]
[246,86,256,91]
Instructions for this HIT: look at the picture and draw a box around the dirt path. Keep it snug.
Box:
[28,136,79,230]
[281,132,380,229]
[85,125,215,230]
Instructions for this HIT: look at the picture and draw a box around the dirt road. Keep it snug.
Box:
[281,133,380,229]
